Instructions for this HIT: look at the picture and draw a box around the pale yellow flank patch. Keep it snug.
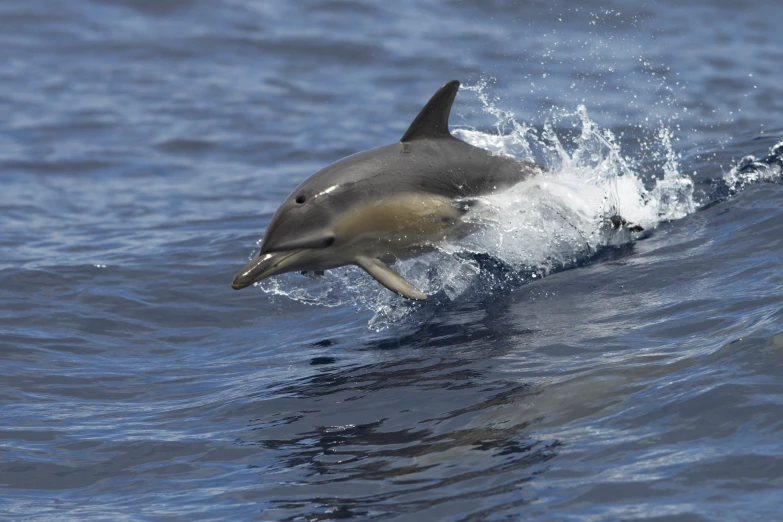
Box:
[332,193,464,248]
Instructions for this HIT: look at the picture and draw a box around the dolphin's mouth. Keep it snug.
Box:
[232,250,302,290]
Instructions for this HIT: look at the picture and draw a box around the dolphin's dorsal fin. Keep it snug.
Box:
[355,256,428,300]
[400,80,460,142]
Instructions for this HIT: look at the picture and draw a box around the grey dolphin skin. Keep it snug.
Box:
[232,80,540,300]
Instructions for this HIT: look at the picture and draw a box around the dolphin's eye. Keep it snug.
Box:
[295,195,306,204]
[324,237,335,247]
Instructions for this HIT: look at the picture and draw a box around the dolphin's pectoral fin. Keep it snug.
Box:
[355,256,428,301]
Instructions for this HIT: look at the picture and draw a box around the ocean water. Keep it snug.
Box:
[2,1,783,520]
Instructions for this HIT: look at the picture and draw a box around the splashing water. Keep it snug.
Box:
[720,140,783,197]
[255,85,756,330]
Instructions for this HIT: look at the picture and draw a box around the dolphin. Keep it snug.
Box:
[232,80,540,300]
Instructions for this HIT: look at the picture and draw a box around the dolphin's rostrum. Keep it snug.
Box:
[232,80,540,300]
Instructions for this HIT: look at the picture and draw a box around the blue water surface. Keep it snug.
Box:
[1,1,783,520]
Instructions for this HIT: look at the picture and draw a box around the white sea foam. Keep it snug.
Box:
[257,85,707,329]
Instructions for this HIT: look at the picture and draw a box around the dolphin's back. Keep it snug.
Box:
[399,137,539,198]
[301,137,538,204]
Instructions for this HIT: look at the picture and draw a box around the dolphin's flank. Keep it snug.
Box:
[232,80,540,300]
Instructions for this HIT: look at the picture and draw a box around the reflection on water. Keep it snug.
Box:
[244,353,558,519]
